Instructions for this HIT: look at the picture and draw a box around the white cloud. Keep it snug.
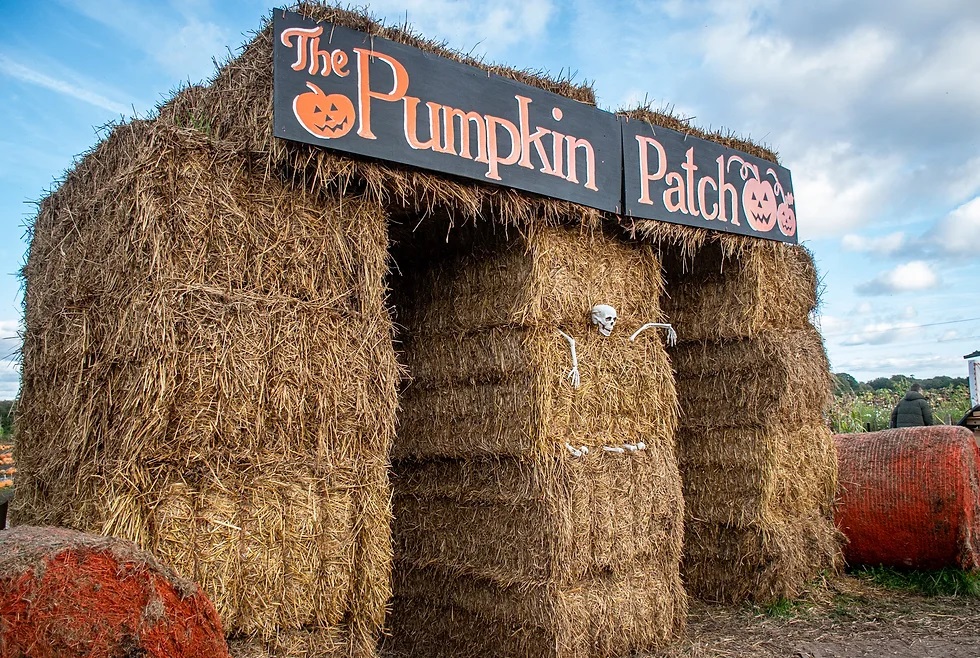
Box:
[900,21,980,112]
[63,0,231,84]
[789,142,901,240]
[698,15,896,117]
[835,353,965,378]
[0,359,18,401]
[838,321,918,346]
[814,313,848,335]
[929,196,980,255]
[158,20,231,81]
[841,231,908,255]
[0,54,131,115]
[0,320,18,337]
[366,0,555,56]
[855,260,940,295]
[945,155,980,204]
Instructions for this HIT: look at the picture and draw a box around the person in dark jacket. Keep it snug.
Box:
[890,383,935,428]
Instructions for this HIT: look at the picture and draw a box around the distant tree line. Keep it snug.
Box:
[833,373,968,396]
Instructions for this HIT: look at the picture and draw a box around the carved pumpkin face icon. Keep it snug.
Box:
[293,82,355,139]
[742,178,777,232]
[776,202,796,237]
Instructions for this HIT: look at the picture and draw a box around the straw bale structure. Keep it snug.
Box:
[14,0,843,653]
[663,241,840,604]
[16,119,398,656]
[387,223,686,656]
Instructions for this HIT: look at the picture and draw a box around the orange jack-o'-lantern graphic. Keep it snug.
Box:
[776,202,796,237]
[742,178,777,232]
[292,82,355,139]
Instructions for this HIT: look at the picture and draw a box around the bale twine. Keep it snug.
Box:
[834,426,980,570]
[387,224,685,657]
[0,526,229,658]
[16,120,398,657]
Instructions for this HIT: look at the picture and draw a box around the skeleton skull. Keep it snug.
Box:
[590,304,618,336]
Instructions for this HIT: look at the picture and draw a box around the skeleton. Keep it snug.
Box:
[556,306,672,457]
[590,304,618,336]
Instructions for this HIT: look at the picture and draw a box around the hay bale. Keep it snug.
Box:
[393,225,675,460]
[0,525,229,658]
[16,121,397,655]
[835,426,980,570]
[394,450,683,586]
[680,423,838,527]
[682,513,840,604]
[388,560,685,658]
[670,326,832,428]
[227,628,354,658]
[661,241,818,342]
[156,3,602,232]
[663,251,838,606]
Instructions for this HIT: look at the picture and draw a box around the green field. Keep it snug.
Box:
[829,374,973,433]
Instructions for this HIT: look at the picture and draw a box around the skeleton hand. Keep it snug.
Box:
[557,330,580,389]
[629,322,677,347]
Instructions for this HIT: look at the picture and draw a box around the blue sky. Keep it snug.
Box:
[1,0,979,399]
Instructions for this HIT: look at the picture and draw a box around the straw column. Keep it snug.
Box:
[17,122,398,657]
[387,224,686,657]
[664,241,840,603]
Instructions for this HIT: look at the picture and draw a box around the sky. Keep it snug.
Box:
[1,0,979,400]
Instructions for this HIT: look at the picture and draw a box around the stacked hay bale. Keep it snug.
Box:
[387,224,686,656]
[661,240,839,603]
[16,120,398,657]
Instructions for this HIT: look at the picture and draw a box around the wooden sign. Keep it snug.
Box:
[622,119,797,240]
[273,9,797,243]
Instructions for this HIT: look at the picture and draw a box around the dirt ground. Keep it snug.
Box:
[648,575,980,658]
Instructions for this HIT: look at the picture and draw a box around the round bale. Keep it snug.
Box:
[834,426,980,570]
[0,525,230,658]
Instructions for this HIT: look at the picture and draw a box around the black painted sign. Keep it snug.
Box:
[272,9,797,243]
[622,119,797,241]
[273,10,622,213]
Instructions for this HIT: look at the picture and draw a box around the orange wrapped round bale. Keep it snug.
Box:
[834,426,980,570]
[0,526,230,658]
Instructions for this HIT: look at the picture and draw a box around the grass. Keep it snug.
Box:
[852,565,980,597]
[760,597,809,619]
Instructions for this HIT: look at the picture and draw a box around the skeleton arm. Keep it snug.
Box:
[557,330,581,388]
[629,322,677,347]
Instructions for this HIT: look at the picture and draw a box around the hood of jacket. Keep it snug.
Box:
[904,390,926,401]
